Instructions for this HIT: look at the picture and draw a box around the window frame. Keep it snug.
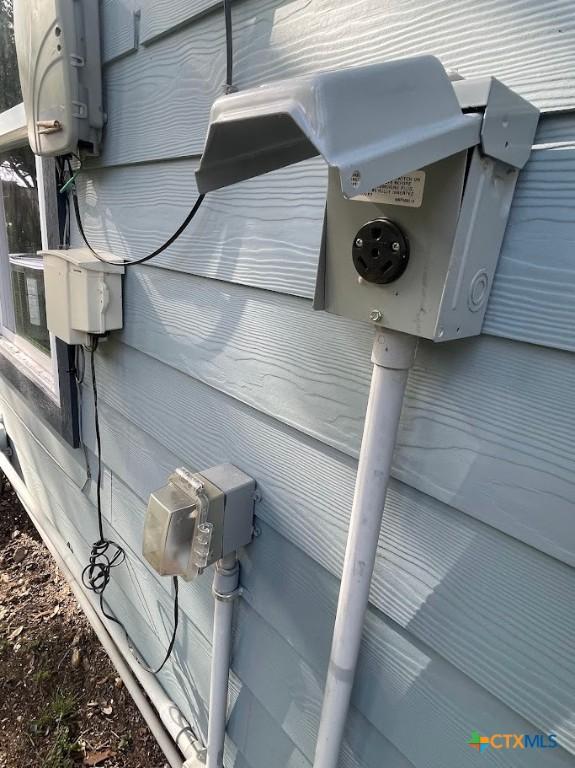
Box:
[0,103,79,447]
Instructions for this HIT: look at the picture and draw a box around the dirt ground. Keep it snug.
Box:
[0,477,168,768]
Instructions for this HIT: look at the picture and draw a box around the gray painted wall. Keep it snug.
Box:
[1,1,575,766]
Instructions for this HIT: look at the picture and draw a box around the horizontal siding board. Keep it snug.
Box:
[140,0,221,46]
[76,115,575,352]
[69,347,575,750]
[97,0,575,166]
[243,515,575,757]
[0,385,111,521]
[0,381,88,489]
[531,114,575,146]
[235,593,571,768]
[73,158,323,298]
[101,0,138,64]
[484,127,575,350]
[119,268,372,452]
[242,603,574,767]
[97,9,221,167]
[397,338,575,565]
[119,268,575,565]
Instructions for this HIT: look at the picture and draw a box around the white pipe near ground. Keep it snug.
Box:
[313,328,417,768]
[206,554,240,768]
[0,450,204,768]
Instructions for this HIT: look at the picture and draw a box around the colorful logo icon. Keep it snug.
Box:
[468,731,490,753]
[468,730,558,753]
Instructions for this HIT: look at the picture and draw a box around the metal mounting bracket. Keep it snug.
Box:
[453,77,539,169]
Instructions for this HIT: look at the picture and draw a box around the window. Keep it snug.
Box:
[0,0,79,446]
[1,146,51,357]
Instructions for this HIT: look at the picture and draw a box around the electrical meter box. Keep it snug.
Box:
[195,57,539,342]
[14,0,104,157]
[143,465,255,581]
[42,248,124,345]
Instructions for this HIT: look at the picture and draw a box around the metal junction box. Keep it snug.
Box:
[195,56,539,342]
[317,147,517,340]
[143,465,255,581]
[42,248,124,345]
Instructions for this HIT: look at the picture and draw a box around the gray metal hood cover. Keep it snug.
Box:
[196,55,481,197]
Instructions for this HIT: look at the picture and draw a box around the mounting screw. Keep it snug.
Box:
[355,237,363,248]
[391,242,400,252]
[369,309,382,322]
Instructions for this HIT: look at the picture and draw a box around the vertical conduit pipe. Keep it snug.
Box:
[313,327,417,768]
[206,553,240,768]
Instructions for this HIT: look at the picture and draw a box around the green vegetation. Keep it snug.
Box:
[31,689,77,732]
[31,666,52,685]
[30,689,81,768]
[44,724,83,768]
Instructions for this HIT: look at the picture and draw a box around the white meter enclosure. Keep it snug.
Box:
[196,57,539,342]
[14,0,104,156]
[42,248,124,345]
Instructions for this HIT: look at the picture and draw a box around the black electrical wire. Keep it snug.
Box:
[72,2,235,666]
[65,0,235,267]
[81,337,179,675]
[73,345,92,492]
[68,157,205,267]
[223,0,234,92]
[66,0,236,263]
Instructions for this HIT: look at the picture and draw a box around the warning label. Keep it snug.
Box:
[354,170,426,208]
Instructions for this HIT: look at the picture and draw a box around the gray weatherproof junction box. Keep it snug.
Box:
[196,56,539,341]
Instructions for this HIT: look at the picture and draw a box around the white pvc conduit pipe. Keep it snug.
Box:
[0,450,204,768]
[313,328,417,768]
[207,554,240,768]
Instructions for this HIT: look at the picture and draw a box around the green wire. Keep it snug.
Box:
[59,170,79,194]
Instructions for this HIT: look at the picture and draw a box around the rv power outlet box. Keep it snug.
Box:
[14,0,104,157]
[143,465,255,581]
[42,248,124,345]
[195,56,539,342]
[317,147,515,340]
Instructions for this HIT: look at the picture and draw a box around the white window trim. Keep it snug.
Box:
[0,102,60,403]
[0,103,27,151]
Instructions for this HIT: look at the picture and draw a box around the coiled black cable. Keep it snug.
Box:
[81,337,179,675]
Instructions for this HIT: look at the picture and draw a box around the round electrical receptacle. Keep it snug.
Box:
[352,218,409,284]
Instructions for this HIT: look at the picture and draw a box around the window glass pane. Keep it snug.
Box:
[10,256,51,354]
[0,146,50,356]
[0,0,22,111]
[0,146,41,252]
